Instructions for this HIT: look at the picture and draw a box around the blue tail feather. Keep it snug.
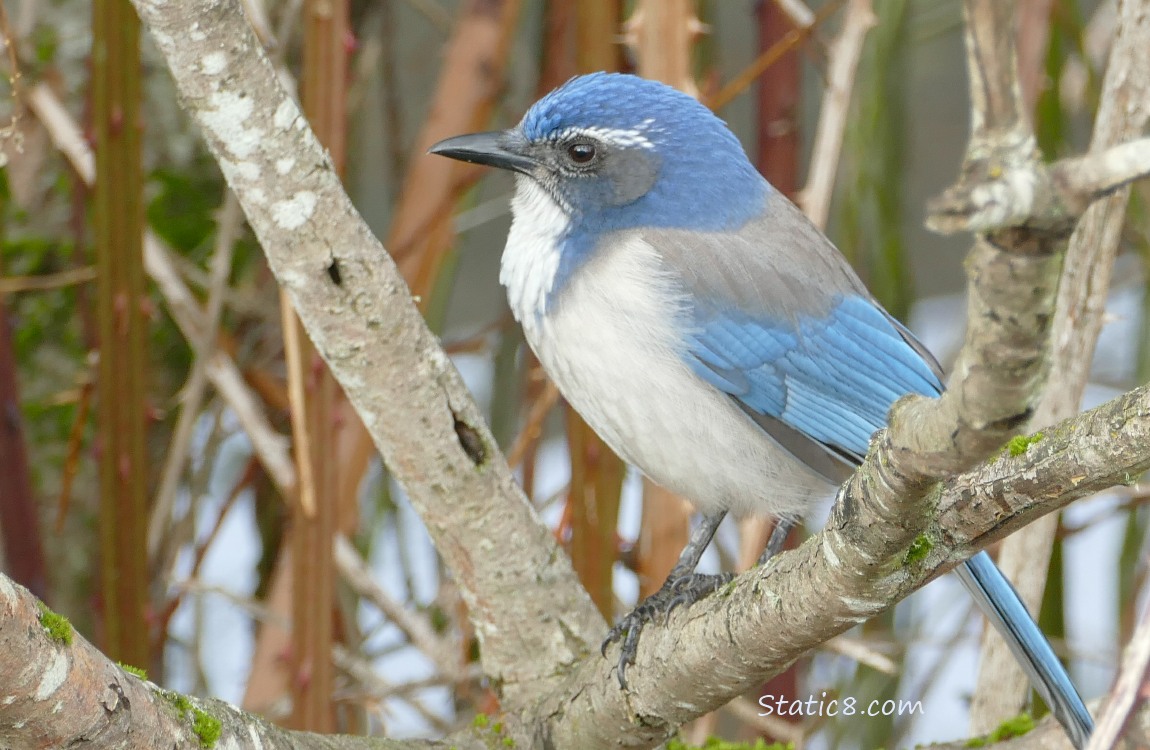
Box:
[955,551,1093,748]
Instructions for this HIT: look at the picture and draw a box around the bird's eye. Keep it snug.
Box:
[566,142,597,165]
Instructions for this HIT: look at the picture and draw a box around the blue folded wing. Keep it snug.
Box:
[687,295,943,465]
[688,288,1096,747]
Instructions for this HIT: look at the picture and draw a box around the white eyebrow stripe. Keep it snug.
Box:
[556,123,656,150]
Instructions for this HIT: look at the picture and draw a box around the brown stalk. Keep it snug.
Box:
[703,0,842,112]
[54,378,93,532]
[538,0,577,93]
[565,413,624,619]
[91,0,150,669]
[0,278,47,600]
[506,380,559,469]
[0,266,97,294]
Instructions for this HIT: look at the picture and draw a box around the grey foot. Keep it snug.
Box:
[755,518,796,567]
[601,572,734,688]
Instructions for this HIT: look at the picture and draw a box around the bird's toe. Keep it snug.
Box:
[602,572,734,689]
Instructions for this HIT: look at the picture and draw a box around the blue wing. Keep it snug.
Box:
[687,295,943,469]
[639,190,943,472]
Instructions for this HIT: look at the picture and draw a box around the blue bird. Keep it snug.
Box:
[430,72,1092,747]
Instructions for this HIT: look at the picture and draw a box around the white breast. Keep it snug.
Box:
[499,179,830,518]
[500,177,567,329]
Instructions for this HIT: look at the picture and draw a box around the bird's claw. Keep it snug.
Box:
[602,572,734,688]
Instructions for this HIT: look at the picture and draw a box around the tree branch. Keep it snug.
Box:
[925,137,1150,235]
[0,574,490,749]
[797,0,876,227]
[126,0,604,708]
[975,0,1150,727]
[535,383,1150,747]
[1087,600,1150,749]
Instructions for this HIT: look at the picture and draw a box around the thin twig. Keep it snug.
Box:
[506,380,560,468]
[1084,603,1150,750]
[346,664,484,700]
[334,535,461,680]
[331,645,455,733]
[174,578,290,628]
[53,377,93,532]
[148,193,245,557]
[188,457,254,586]
[797,0,877,228]
[280,296,316,517]
[823,635,898,674]
[0,267,97,294]
[703,0,842,112]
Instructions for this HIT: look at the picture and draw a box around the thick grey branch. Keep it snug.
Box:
[127,0,603,705]
[886,0,1063,486]
[930,2,1149,241]
[927,3,1150,238]
[535,383,1150,748]
[0,575,518,749]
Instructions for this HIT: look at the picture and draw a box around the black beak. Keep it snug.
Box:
[428,131,537,175]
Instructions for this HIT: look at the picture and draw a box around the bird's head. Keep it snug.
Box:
[430,72,768,234]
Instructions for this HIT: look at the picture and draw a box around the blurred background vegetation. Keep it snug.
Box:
[0,0,1145,746]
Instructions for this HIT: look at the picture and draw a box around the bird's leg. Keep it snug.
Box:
[603,511,731,688]
[755,517,796,567]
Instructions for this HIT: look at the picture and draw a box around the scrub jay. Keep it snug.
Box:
[430,72,1092,747]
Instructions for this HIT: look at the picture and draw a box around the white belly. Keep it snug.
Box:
[500,189,830,518]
